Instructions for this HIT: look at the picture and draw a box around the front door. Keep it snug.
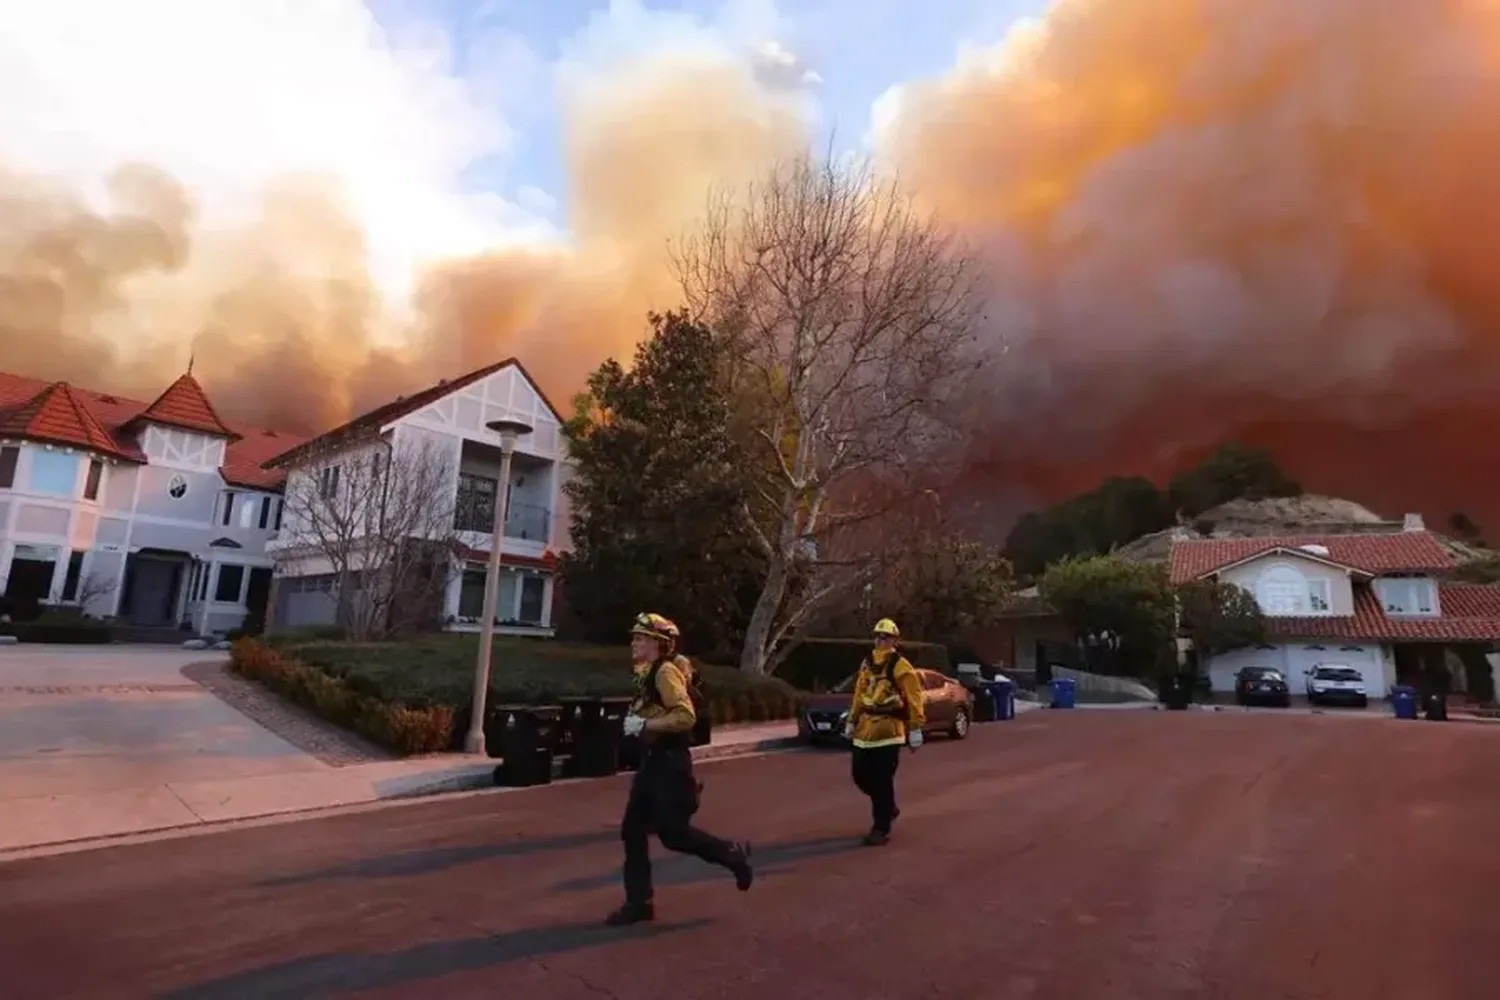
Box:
[125,558,180,627]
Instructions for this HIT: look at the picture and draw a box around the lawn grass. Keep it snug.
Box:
[239,632,809,754]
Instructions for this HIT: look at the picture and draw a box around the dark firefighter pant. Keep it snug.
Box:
[621,743,739,905]
[851,743,902,832]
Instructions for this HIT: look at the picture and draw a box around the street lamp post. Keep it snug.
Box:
[464,417,535,756]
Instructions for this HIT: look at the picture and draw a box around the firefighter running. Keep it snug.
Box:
[843,618,926,846]
[607,612,754,927]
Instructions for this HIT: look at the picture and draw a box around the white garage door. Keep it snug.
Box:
[1283,643,1388,699]
[1204,646,1288,694]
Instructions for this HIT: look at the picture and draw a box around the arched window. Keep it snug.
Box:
[1256,563,1311,615]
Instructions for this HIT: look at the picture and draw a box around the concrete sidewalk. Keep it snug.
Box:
[0,721,800,855]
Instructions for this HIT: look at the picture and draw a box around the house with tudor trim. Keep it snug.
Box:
[261,357,571,636]
[0,369,305,635]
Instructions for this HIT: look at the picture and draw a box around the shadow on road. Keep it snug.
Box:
[159,916,713,999]
[551,834,865,894]
[258,829,618,887]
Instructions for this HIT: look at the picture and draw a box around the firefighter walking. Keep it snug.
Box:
[843,618,925,846]
[608,612,754,926]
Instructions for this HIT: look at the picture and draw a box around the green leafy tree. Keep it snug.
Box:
[1175,579,1265,655]
[1005,476,1172,577]
[1006,445,1302,576]
[559,311,766,660]
[1039,555,1175,678]
[1167,442,1301,518]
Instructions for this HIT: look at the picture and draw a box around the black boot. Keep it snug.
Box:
[730,841,754,891]
[605,901,655,927]
[862,827,890,847]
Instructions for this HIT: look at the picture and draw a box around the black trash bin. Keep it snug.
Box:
[1161,672,1192,711]
[1424,692,1449,722]
[564,696,632,778]
[494,704,562,787]
[481,705,518,758]
[553,696,595,759]
[966,681,998,722]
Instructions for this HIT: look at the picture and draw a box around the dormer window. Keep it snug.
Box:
[1375,577,1437,616]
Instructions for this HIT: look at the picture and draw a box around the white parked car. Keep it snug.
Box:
[1304,664,1369,708]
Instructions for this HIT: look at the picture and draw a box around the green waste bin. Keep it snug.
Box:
[494,704,562,787]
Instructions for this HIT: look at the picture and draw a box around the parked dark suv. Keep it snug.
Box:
[1234,666,1291,707]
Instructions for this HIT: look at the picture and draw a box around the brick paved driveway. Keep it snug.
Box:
[2,711,1497,999]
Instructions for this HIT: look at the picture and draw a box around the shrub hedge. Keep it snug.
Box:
[773,638,953,692]
[0,619,114,644]
[231,640,454,754]
[235,633,808,755]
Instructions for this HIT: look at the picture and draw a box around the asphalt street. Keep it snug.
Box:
[2,709,1496,999]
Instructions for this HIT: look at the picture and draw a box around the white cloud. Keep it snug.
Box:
[0,0,558,303]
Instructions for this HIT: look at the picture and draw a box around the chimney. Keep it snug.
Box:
[1403,513,1425,532]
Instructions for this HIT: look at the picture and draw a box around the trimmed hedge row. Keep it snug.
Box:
[231,640,455,754]
[773,638,953,692]
[237,633,809,755]
[0,620,114,644]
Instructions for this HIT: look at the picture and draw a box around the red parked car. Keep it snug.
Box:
[798,669,974,746]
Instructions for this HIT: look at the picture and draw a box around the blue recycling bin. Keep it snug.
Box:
[1391,685,1417,720]
[1050,677,1077,710]
[987,678,1016,720]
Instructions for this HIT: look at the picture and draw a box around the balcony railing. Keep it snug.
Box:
[454,500,552,542]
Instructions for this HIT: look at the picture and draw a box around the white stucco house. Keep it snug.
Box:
[1169,518,1500,699]
[261,358,572,635]
[0,369,303,635]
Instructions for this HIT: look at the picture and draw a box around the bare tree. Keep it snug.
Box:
[280,436,461,641]
[48,572,116,616]
[674,154,984,674]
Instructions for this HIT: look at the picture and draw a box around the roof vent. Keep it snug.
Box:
[98,394,118,404]
[1403,512,1425,532]
[1298,544,1331,558]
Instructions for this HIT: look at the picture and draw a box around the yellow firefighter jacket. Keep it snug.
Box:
[631,656,697,742]
[848,648,925,748]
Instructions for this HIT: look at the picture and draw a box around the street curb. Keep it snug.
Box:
[0,733,805,861]
[394,734,804,797]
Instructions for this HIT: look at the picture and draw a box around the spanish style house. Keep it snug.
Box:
[1167,521,1500,699]
[262,358,570,635]
[0,369,303,634]
[980,515,1500,702]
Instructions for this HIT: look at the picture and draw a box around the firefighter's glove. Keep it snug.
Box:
[623,714,647,737]
[907,730,924,749]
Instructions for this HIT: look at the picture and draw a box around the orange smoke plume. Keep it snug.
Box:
[0,48,805,435]
[6,0,1500,535]
[885,0,1500,529]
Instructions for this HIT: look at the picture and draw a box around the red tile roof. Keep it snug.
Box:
[122,373,238,439]
[0,370,309,489]
[1264,584,1500,642]
[0,382,143,462]
[1169,532,1454,584]
[264,357,561,469]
